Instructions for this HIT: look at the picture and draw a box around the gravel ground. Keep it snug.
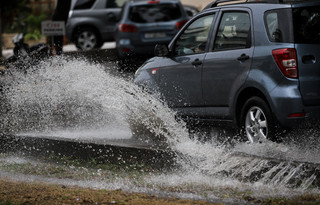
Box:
[0,178,221,205]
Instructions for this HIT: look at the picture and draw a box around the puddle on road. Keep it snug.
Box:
[0,56,320,202]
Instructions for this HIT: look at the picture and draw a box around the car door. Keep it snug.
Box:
[202,9,253,117]
[94,0,123,38]
[158,13,216,109]
[292,4,320,106]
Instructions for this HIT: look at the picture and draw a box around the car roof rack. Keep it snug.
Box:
[205,0,248,9]
[203,0,303,10]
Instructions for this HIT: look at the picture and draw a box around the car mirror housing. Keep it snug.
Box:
[154,44,169,57]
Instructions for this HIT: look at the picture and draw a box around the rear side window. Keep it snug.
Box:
[293,6,320,44]
[129,3,182,23]
[264,9,293,43]
[74,0,96,10]
[214,12,251,50]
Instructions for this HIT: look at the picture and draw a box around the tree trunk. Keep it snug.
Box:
[52,0,71,55]
[0,5,3,59]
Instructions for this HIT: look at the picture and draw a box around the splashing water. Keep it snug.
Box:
[1,56,320,201]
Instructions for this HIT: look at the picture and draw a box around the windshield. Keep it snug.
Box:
[293,6,320,43]
[129,3,182,23]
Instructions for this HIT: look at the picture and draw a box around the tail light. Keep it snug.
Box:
[272,48,298,79]
[119,24,137,32]
[175,20,188,30]
[288,112,306,118]
[122,48,131,53]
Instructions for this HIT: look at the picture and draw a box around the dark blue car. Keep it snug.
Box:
[114,0,189,58]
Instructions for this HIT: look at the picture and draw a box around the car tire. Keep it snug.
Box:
[74,27,102,50]
[240,96,280,143]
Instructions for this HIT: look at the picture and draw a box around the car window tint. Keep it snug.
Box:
[106,0,126,8]
[129,3,182,23]
[264,9,293,43]
[174,14,215,56]
[293,6,320,44]
[214,12,251,50]
[74,0,96,10]
[266,13,279,40]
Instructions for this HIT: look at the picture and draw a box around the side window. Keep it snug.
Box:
[174,14,215,56]
[293,6,320,43]
[264,9,293,43]
[214,12,251,50]
[266,12,279,41]
[106,0,126,8]
[74,0,96,10]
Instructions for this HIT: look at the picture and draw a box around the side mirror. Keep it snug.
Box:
[154,44,169,57]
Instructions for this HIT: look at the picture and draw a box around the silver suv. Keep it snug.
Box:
[66,0,127,50]
[134,0,320,143]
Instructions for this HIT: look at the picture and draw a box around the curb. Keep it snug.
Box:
[0,134,178,170]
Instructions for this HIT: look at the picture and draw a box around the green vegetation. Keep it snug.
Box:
[1,0,31,33]
[1,0,48,40]
[24,13,47,40]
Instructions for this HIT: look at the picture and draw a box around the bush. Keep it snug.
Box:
[24,13,47,40]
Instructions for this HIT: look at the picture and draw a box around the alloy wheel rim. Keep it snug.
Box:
[78,31,96,50]
[245,106,268,143]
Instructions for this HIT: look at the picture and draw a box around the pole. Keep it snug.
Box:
[0,5,3,59]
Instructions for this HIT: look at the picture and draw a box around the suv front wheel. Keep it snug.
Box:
[74,27,102,50]
[240,96,277,143]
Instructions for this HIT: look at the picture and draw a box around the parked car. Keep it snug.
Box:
[66,0,126,50]
[114,0,189,58]
[133,0,320,143]
[183,5,200,18]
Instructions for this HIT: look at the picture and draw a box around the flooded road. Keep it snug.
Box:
[1,54,320,204]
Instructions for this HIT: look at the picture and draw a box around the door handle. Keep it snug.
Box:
[237,54,250,62]
[302,55,316,64]
[192,58,202,67]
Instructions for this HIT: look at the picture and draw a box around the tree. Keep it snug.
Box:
[0,5,2,58]
[0,0,30,59]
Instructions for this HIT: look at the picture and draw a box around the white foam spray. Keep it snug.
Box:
[2,56,320,200]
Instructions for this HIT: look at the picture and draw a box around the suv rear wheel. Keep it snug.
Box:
[240,96,277,143]
[74,27,102,50]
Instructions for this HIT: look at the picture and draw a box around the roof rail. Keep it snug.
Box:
[203,0,293,10]
[204,0,248,9]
